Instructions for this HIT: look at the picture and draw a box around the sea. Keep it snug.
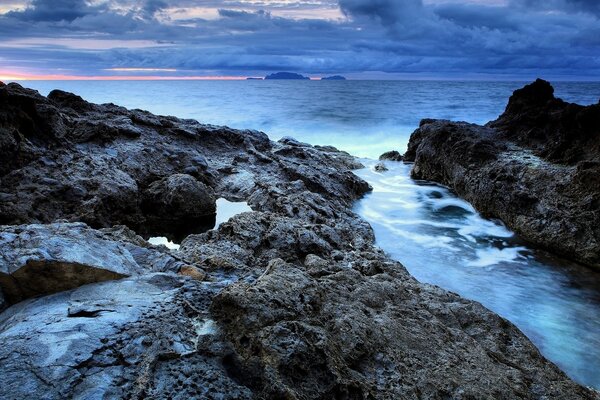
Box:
[20,79,600,389]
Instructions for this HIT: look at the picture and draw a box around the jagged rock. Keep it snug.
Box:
[405,79,600,268]
[210,259,594,399]
[379,150,403,161]
[0,82,368,238]
[0,222,184,303]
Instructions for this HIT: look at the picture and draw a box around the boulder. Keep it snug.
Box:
[0,222,183,303]
[142,174,217,241]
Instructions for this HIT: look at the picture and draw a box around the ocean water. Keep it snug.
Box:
[20,79,600,388]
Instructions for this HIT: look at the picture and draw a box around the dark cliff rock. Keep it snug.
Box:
[0,83,596,399]
[406,79,600,268]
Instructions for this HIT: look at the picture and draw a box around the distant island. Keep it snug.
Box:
[246,77,263,80]
[321,75,347,80]
[264,72,310,80]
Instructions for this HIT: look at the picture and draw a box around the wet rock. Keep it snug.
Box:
[0,274,252,400]
[0,222,183,303]
[406,80,600,268]
[379,150,403,161]
[374,162,388,172]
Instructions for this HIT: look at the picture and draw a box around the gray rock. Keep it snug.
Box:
[0,274,252,400]
[0,222,184,303]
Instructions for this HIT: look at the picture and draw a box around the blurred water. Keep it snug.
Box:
[20,79,600,388]
[354,161,600,389]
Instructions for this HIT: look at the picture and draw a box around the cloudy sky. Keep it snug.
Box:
[0,0,598,80]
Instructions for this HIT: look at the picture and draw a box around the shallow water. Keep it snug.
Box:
[148,198,252,250]
[18,79,600,388]
[354,160,600,388]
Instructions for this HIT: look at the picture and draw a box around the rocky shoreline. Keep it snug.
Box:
[405,79,600,269]
[0,82,597,399]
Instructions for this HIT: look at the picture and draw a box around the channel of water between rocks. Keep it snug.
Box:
[353,159,600,389]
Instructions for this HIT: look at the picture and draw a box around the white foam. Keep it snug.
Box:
[466,246,528,267]
[148,236,180,250]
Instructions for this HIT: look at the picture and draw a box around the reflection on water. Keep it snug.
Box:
[148,198,252,250]
[354,160,600,389]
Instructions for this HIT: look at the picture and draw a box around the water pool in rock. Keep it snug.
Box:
[149,198,252,250]
[354,160,600,389]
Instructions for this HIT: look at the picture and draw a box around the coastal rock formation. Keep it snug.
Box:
[405,79,600,268]
[0,83,597,399]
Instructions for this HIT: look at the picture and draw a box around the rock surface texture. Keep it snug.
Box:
[0,83,597,399]
[406,79,600,269]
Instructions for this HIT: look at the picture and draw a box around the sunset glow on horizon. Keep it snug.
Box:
[0,72,249,81]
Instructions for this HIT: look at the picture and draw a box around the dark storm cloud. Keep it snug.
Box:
[6,0,104,22]
[0,0,598,78]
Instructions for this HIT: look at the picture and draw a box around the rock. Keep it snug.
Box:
[406,80,600,268]
[373,162,388,172]
[179,265,208,281]
[210,260,593,399]
[0,222,184,303]
[0,83,595,398]
[379,150,403,161]
[141,174,217,241]
[0,288,5,313]
[264,72,310,80]
[0,274,252,400]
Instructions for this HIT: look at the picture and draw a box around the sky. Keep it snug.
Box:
[0,0,599,80]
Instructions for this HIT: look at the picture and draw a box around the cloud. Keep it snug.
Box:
[6,0,104,22]
[0,0,598,78]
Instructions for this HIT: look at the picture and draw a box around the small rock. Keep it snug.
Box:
[379,150,403,161]
[373,162,388,172]
[179,265,207,281]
